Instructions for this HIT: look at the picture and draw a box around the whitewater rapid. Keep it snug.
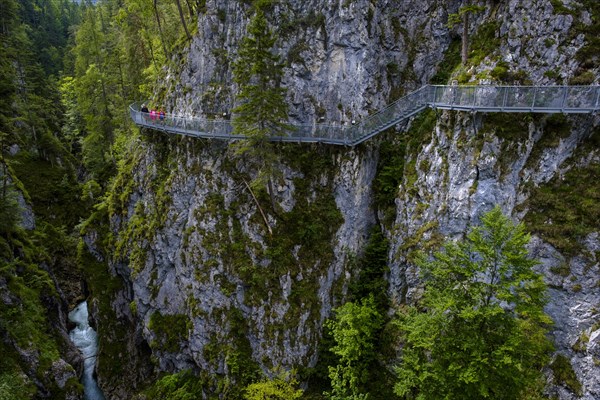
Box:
[68,301,106,400]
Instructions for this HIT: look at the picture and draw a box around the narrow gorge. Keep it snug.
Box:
[1,0,599,399]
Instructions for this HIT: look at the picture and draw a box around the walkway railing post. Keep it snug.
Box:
[594,85,600,110]
[426,85,433,105]
[561,86,569,112]
[531,86,538,111]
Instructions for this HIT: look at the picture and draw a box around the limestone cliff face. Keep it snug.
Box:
[163,0,458,121]
[108,139,377,379]
[385,0,600,398]
[106,0,600,398]
[116,0,455,383]
[388,110,600,399]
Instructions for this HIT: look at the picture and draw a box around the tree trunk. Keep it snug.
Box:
[243,179,272,236]
[461,8,469,65]
[153,0,170,59]
[267,177,277,214]
[184,0,195,18]
[175,0,192,41]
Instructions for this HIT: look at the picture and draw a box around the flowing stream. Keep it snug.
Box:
[68,301,106,400]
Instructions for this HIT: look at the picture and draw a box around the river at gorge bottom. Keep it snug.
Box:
[68,301,106,400]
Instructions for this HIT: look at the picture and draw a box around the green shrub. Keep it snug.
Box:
[490,62,509,81]
[148,312,191,353]
[551,354,582,396]
[569,71,596,85]
[0,370,35,400]
[524,157,600,255]
[468,22,500,65]
[146,370,204,400]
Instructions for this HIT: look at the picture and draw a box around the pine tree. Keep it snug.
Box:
[448,1,485,65]
[394,206,553,399]
[231,0,290,210]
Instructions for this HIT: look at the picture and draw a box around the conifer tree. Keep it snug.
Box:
[448,0,485,65]
[232,0,290,210]
[394,206,553,400]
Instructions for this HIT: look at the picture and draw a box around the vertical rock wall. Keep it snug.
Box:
[164,0,457,121]
[105,0,600,398]
[109,139,378,379]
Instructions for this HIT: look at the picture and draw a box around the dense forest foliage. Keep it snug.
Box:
[0,0,576,399]
[1,0,85,397]
[0,0,197,397]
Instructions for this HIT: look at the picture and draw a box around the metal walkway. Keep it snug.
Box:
[129,85,600,146]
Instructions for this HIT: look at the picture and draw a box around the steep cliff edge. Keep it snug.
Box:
[99,135,378,396]
[91,0,600,398]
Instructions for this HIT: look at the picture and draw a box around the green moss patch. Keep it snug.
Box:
[0,363,36,400]
[149,312,191,353]
[523,159,599,256]
[481,113,532,141]
[550,354,583,396]
[574,0,600,68]
[525,114,573,170]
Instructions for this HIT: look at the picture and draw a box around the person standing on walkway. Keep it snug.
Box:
[141,104,149,122]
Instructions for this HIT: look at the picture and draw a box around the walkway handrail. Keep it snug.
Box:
[130,84,600,146]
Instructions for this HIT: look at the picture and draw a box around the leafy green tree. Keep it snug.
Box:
[325,295,383,400]
[394,206,553,400]
[0,0,18,151]
[17,0,81,76]
[244,370,303,400]
[232,0,290,209]
[68,0,198,183]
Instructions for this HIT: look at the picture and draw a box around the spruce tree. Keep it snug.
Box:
[448,0,485,65]
[231,0,290,209]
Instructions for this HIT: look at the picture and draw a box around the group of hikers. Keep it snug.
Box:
[140,104,165,122]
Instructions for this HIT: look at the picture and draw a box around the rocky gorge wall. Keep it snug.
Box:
[106,135,378,377]
[387,110,600,399]
[94,0,600,398]
[162,0,459,120]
